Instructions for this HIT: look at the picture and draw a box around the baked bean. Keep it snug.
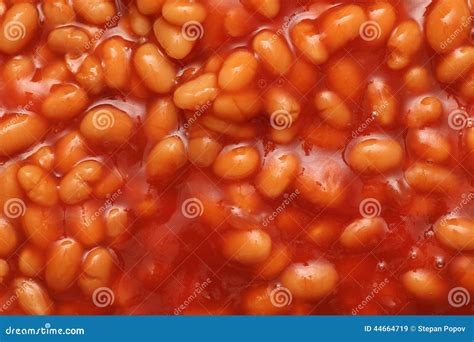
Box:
[129,5,151,36]
[280,260,339,300]
[18,245,44,277]
[134,43,177,94]
[287,59,319,94]
[43,0,75,26]
[450,256,474,291]
[45,238,83,292]
[365,2,396,46]
[404,66,433,94]
[307,217,344,247]
[66,200,106,246]
[321,4,367,52]
[153,17,196,59]
[105,207,129,243]
[401,269,447,302]
[202,115,258,140]
[435,46,474,84]
[0,259,9,283]
[314,90,352,129]
[55,131,89,174]
[213,90,262,123]
[405,96,443,128]
[340,217,387,251]
[291,20,328,65]
[434,217,474,251]
[459,69,474,100]
[136,0,165,15]
[0,219,18,257]
[387,20,422,70]
[59,160,104,205]
[146,136,187,179]
[80,106,134,146]
[326,56,363,99]
[347,137,404,173]
[73,0,116,25]
[365,80,398,127]
[406,128,452,163]
[264,87,301,123]
[426,0,471,53]
[41,84,89,121]
[76,55,106,95]
[14,278,53,315]
[174,73,218,110]
[79,247,116,296]
[252,30,292,76]
[188,129,222,167]
[218,50,258,91]
[101,38,131,90]
[28,146,55,171]
[405,162,459,194]
[3,56,35,81]
[93,168,123,199]
[0,3,38,54]
[225,182,263,215]
[224,5,254,37]
[47,27,90,55]
[467,127,474,152]
[242,0,280,18]
[221,229,272,264]
[213,145,260,180]
[144,98,179,143]
[162,0,207,25]
[204,54,224,73]
[22,205,62,249]
[0,114,48,157]
[295,157,349,208]
[242,284,290,315]
[0,164,23,213]
[42,60,71,81]
[255,152,299,199]
[17,164,59,207]
[253,244,291,280]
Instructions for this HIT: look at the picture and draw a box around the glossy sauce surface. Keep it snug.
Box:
[0,0,473,315]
